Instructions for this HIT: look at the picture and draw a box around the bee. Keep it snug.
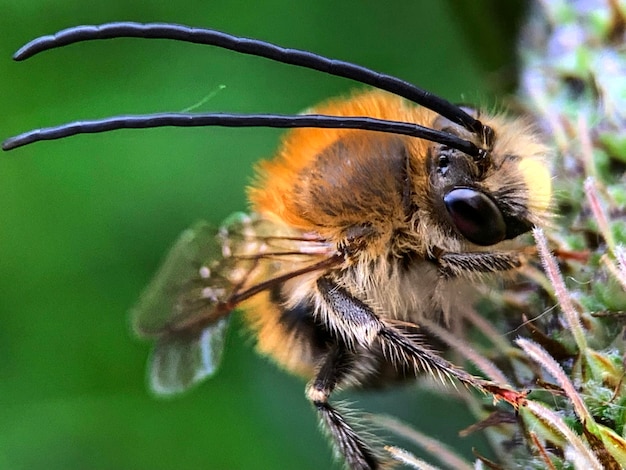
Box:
[3,22,552,470]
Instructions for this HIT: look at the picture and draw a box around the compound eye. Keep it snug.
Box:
[443,187,506,246]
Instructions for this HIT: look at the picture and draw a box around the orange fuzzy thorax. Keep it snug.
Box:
[248,90,435,234]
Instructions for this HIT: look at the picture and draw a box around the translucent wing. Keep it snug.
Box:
[148,318,228,396]
[131,212,339,396]
[131,214,256,396]
[132,222,225,335]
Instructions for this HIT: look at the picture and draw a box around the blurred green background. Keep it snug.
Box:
[0,1,524,469]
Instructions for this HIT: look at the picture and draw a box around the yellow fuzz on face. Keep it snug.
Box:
[518,158,552,213]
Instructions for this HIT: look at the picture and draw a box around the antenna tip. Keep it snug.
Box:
[2,132,32,150]
[13,42,37,61]
[2,138,19,151]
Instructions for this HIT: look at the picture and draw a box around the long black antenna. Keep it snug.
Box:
[10,22,493,146]
[2,113,481,155]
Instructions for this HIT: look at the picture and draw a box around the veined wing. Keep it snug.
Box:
[131,213,339,395]
[132,213,261,395]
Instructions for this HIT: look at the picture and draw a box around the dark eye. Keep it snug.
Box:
[443,187,506,246]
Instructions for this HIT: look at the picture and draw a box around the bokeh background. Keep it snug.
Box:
[1,1,524,469]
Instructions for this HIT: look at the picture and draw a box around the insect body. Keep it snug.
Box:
[4,23,552,470]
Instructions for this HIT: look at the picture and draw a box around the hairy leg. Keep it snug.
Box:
[306,346,381,470]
